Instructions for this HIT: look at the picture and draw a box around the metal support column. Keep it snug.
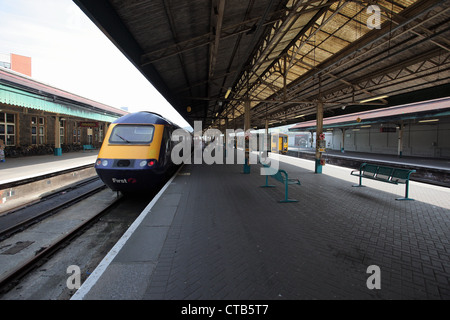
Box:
[262,119,269,163]
[341,128,345,153]
[397,122,404,158]
[265,119,269,152]
[243,99,251,173]
[315,101,323,173]
[54,116,62,156]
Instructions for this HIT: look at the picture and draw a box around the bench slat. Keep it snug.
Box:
[362,164,378,178]
[391,169,412,183]
[376,166,394,181]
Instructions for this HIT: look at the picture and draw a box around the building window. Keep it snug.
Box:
[0,61,11,69]
[87,128,93,144]
[73,122,81,143]
[0,112,15,146]
[59,119,65,144]
[98,125,103,143]
[73,129,80,143]
[32,126,37,144]
[39,126,44,144]
[31,116,45,145]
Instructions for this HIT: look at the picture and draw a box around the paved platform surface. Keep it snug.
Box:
[0,151,98,185]
[290,147,450,171]
[73,154,450,300]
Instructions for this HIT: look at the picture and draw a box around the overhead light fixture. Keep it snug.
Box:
[360,125,371,128]
[360,95,389,104]
[419,119,439,123]
[294,114,306,119]
[225,87,232,99]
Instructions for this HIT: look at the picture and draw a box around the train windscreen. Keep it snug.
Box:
[109,125,155,144]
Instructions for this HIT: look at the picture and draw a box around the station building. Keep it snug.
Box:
[289,98,450,159]
[0,66,127,157]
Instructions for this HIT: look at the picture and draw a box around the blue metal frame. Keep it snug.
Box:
[260,165,300,203]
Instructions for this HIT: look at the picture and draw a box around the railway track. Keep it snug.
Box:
[0,174,167,299]
[0,177,107,240]
[0,177,121,294]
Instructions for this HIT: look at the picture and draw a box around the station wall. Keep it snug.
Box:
[327,119,450,158]
[0,103,108,149]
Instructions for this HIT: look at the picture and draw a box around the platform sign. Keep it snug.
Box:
[318,139,326,153]
[295,134,309,147]
[380,127,396,133]
[78,121,99,127]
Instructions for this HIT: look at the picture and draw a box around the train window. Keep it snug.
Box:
[109,125,155,144]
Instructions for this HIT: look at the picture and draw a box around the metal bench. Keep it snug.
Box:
[260,164,301,203]
[83,145,96,152]
[351,162,416,201]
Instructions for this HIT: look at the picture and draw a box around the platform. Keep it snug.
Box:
[72,153,450,300]
[0,151,98,185]
[289,147,450,171]
[289,147,450,188]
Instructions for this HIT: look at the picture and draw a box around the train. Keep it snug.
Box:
[94,111,183,193]
[271,133,288,154]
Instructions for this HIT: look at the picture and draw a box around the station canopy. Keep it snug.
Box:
[74,0,450,129]
[0,68,127,122]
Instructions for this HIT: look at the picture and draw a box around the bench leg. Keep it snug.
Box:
[352,174,366,187]
[396,180,414,201]
[279,199,299,203]
[279,181,298,203]
[260,175,275,188]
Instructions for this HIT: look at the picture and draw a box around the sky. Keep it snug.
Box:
[0,0,191,128]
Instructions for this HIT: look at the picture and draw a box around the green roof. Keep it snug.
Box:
[0,83,120,123]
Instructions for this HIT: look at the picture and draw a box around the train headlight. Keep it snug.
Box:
[102,160,108,167]
[139,160,147,167]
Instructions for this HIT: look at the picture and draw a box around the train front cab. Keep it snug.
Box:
[95,122,172,192]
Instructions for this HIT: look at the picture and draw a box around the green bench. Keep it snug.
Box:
[83,145,96,152]
[351,162,416,201]
[260,164,301,203]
